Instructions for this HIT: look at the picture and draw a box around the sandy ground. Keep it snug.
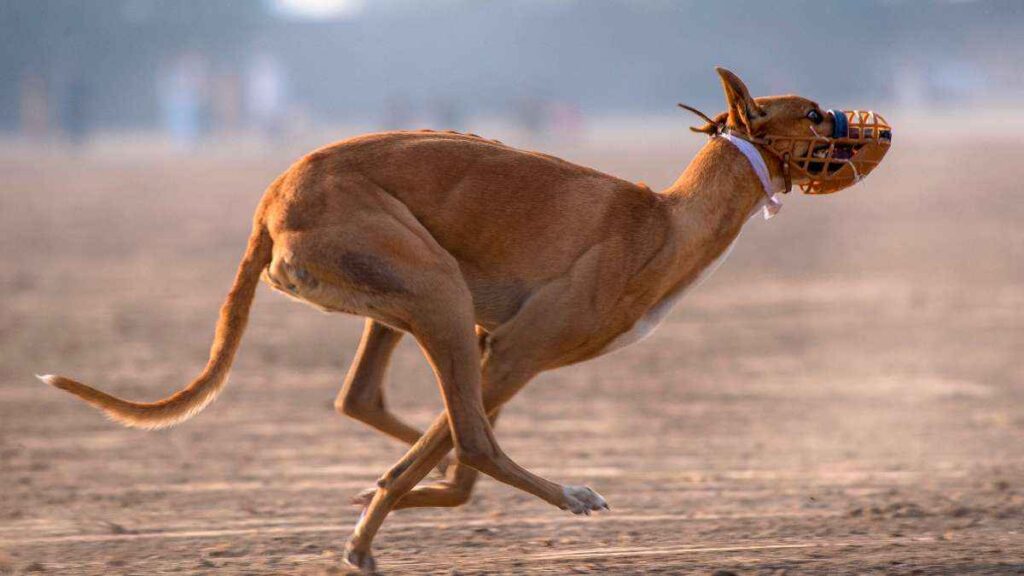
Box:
[1,124,1023,575]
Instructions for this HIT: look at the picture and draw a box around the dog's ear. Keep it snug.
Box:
[716,67,766,135]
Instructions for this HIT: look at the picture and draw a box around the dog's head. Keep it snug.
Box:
[696,67,892,194]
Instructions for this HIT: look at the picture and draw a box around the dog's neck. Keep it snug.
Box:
[665,137,783,230]
[599,138,787,351]
[653,137,785,282]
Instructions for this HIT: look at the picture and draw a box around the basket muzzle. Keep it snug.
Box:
[765,110,892,194]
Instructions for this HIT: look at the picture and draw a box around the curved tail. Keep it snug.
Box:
[37,225,273,430]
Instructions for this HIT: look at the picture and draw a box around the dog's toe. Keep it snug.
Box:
[561,485,609,515]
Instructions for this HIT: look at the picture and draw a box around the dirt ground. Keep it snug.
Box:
[1,123,1023,575]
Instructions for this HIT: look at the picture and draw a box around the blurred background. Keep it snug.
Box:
[2,1,1023,575]
[1,0,1022,150]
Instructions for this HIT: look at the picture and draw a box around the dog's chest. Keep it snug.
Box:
[598,282,691,356]
[598,240,738,356]
[597,200,765,357]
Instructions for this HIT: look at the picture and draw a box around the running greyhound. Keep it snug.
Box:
[39,68,891,572]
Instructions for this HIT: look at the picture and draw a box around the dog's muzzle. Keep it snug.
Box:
[765,110,892,194]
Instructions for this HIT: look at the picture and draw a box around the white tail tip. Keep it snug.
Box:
[36,374,59,386]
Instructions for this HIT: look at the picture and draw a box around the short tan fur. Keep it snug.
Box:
[40,69,865,572]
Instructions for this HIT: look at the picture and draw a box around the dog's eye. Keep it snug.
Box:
[806,110,824,124]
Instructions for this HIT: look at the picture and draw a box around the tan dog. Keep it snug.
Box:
[39,68,889,572]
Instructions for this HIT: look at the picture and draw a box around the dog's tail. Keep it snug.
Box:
[37,223,274,430]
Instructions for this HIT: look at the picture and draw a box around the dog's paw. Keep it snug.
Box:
[344,543,377,574]
[561,485,610,515]
[350,487,377,508]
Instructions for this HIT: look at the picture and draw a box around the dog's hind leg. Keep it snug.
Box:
[334,318,422,444]
[345,277,613,571]
[346,329,611,570]
[346,358,532,571]
[350,407,501,510]
[354,328,500,508]
[337,321,497,479]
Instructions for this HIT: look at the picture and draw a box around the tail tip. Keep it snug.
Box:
[35,373,60,387]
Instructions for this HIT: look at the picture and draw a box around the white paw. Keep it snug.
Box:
[561,485,609,515]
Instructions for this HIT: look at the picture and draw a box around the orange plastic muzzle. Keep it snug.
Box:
[765,110,892,194]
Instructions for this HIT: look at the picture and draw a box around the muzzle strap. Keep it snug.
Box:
[828,109,849,138]
[719,132,783,220]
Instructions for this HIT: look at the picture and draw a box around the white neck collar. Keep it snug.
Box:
[718,132,784,220]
